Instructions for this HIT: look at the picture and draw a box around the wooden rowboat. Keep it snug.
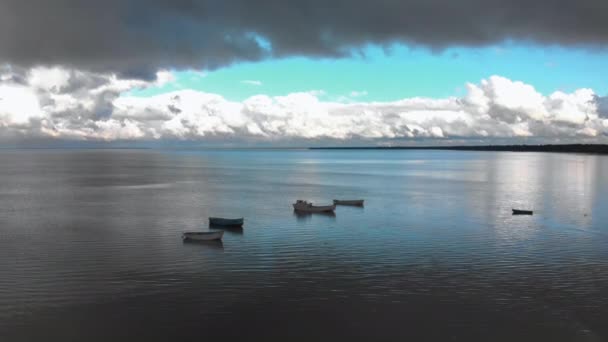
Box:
[182,231,224,241]
[333,199,364,206]
[293,200,336,213]
[209,217,244,227]
[512,209,533,215]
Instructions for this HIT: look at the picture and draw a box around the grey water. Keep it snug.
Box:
[1,149,607,341]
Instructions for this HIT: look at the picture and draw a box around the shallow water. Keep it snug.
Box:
[0,149,607,341]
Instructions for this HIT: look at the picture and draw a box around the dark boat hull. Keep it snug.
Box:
[293,203,336,213]
[512,209,533,215]
[209,217,244,227]
[333,199,364,206]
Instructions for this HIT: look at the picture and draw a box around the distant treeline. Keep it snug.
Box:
[310,144,608,154]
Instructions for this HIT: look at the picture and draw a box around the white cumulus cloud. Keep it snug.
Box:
[1,66,607,144]
[241,80,262,86]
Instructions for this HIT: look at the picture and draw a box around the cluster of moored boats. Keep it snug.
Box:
[183,200,532,242]
[182,199,364,242]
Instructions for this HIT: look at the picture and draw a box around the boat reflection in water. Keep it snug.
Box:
[211,225,244,235]
[182,238,224,250]
[293,209,336,221]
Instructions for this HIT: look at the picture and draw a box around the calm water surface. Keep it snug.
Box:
[0,149,607,341]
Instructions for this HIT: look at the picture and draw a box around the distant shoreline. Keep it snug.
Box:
[310,144,608,154]
[1,144,608,154]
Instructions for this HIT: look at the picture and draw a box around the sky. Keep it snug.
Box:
[130,45,608,102]
[1,0,608,146]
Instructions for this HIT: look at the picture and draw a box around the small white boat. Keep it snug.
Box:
[293,200,336,213]
[182,231,224,241]
[333,199,364,206]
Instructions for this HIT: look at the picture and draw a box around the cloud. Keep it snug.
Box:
[1,67,607,144]
[349,91,368,98]
[1,1,608,78]
[595,95,608,118]
[241,80,263,86]
[0,66,169,140]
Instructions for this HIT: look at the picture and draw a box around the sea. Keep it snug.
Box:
[0,149,607,341]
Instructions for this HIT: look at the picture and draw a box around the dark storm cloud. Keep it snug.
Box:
[1,0,608,77]
[57,72,109,94]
